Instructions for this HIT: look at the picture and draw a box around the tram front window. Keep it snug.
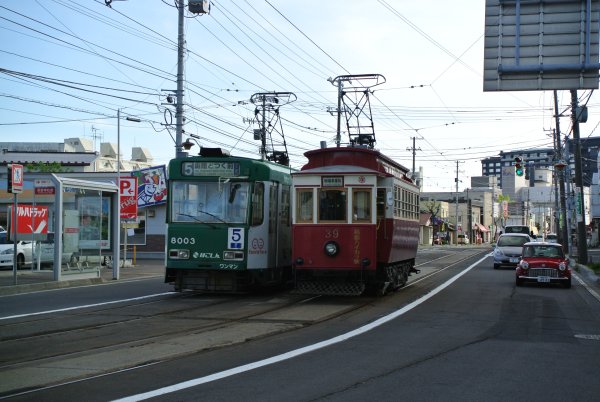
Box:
[319,189,346,221]
[171,181,249,223]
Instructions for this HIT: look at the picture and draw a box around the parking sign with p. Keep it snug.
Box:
[119,177,138,220]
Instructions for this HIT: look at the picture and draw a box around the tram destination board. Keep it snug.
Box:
[182,161,240,177]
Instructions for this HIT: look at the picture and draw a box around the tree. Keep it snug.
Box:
[26,162,71,173]
[423,200,441,246]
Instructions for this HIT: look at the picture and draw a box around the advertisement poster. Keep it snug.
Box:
[78,197,111,249]
[131,165,168,208]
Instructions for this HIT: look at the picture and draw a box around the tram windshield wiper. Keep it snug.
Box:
[177,212,224,228]
[196,210,228,224]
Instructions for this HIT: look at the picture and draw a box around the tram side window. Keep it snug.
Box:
[296,189,313,223]
[319,189,346,222]
[251,182,264,226]
[352,189,371,222]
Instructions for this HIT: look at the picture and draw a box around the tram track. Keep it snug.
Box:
[0,289,374,396]
[0,248,489,397]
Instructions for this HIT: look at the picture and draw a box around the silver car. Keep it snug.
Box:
[493,233,532,269]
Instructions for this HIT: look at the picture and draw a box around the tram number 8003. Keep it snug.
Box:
[170,237,197,245]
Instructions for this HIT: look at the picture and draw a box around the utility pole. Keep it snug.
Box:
[570,89,588,264]
[455,160,460,246]
[553,90,569,253]
[406,136,421,175]
[174,1,185,158]
[335,78,342,147]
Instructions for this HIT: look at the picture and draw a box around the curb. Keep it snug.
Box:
[575,263,600,285]
[0,277,105,297]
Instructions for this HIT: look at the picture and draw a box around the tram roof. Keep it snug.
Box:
[292,165,382,176]
[297,146,411,178]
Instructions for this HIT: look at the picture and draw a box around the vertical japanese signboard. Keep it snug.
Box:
[8,163,23,194]
[119,177,138,220]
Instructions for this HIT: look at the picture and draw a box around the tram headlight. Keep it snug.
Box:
[169,249,190,259]
[324,241,339,257]
[224,251,244,260]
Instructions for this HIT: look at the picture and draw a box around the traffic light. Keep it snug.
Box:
[514,157,524,176]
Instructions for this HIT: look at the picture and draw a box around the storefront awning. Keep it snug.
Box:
[473,222,489,232]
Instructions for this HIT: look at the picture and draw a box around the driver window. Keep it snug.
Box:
[318,189,346,222]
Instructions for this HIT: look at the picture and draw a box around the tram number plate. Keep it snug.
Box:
[537,276,550,283]
[509,258,519,263]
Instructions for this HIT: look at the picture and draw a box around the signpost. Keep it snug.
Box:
[119,177,138,268]
[7,164,23,285]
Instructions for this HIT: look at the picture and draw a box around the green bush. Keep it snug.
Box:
[587,262,600,274]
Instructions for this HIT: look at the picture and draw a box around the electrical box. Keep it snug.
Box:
[189,0,210,14]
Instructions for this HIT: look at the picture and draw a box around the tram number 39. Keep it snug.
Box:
[324,228,339,239]
[170,237,196,245]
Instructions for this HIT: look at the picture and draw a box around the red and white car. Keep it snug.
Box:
[515,242,571,288]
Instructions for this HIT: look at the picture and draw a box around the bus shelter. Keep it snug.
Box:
[50,175,119,281]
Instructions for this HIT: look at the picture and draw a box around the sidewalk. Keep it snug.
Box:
[0,259,165,296]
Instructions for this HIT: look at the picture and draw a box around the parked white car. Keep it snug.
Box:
[0,231,34,270]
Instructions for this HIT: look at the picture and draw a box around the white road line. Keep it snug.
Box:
[112,254,490,402]
[0,292,175,321]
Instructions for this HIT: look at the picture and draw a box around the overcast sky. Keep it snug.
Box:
[0,1,590,192]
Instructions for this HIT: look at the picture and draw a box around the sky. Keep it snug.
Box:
[0,0,593,192]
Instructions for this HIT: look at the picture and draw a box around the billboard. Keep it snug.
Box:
[484,0,600,91]
[131,165,167,208]
[9,204,49,235]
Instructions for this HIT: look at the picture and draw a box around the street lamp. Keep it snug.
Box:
[115,109,141,280]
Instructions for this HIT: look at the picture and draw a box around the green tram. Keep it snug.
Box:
[165,148,293,292]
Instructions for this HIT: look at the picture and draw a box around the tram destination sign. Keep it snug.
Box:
[182,161,240,177]
[322,176,344,187]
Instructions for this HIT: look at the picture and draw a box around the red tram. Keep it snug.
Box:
[292,145,420,295]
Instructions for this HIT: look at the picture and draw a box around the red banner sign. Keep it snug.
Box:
[11,204,49,234]
[119,177,138,220]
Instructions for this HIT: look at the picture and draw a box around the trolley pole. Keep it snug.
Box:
[336,78,342,147]
[570,89,588,264]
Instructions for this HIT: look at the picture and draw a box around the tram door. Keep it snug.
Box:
[268,182,278,268]
[277,185,291,267]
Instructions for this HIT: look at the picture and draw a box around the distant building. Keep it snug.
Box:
[481,148,554,189]
[0,137,154,173]
[0,138,164,258]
